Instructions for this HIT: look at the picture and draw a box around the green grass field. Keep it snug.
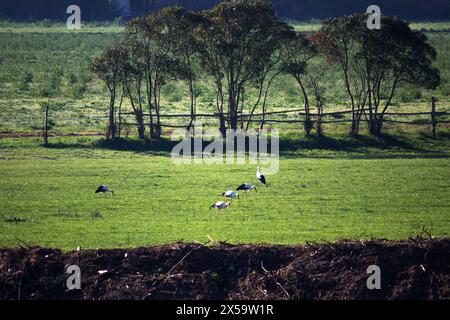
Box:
[292,21,450,32]
[0,135,449,251]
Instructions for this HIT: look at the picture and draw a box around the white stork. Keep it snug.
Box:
[210,201,231,210]
[222,190,240,203]
[256,167,268,187]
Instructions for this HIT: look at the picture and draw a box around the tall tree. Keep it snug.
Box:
[322,14,440,135]
[321,15,367,135]
[90,44,127,139]
[125,13,180,138]
[159,7,203,132]
[196,0,286,132]
[361,16,440,134]
[305,32,336,136]
[120,36,147,139]
[280,32,318,135]
[245,22,295,131]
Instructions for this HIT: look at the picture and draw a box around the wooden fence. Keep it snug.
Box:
[117,97,449,138]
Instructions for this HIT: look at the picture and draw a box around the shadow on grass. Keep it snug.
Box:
[44,132,450,159]
[281,132,450,159]
[279,134,418,152]
[45,137,177,156]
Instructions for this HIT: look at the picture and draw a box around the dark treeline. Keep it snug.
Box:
[0,0,115,21]
[0,0,449,21]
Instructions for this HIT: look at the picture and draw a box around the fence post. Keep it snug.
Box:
[43,105,49,145]
[431,96,437,139]
[118,107,122,139]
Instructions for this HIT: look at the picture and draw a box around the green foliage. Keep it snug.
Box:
[37,84,52,98]
[70,82,88,99]
[90,45,126,92]
[196,0,295,130]
[68,73,78,86]
[161,82,185,102]
[321,14,441,135]
[22,71,33,84]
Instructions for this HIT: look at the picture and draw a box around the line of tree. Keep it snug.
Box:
[91,0,440,139]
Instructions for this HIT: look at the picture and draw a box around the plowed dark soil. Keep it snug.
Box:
[1,239,449,300]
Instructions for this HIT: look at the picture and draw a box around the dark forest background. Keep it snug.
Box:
[0,0,449,21]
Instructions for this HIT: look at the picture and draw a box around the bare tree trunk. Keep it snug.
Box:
[297,78,312,135]
[117,87,124,138]
[375,76,400,136]
[125,81,145,139]
[315,85,323,135]
[239,87,245,129]
[43,105,49,145]
[246,78,264,131]
[229,86,238,131]
[432,96,437,139]
[187,78,195,133]
[154,85,162,138]
[351,107,358,136]
[317,106,323,135]
[108,90,117,139]
[259,83,271,130]
[341,50,358,136]
[136,110,146,139]
[146,77,155,138]
[216,91,226,136]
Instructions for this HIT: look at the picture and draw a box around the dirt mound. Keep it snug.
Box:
[0,240,449,300]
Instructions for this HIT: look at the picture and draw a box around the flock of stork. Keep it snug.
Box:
[94,166,268,210]
[210,167,268,210]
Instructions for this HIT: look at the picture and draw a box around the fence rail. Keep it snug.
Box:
[118,109,450,122]
[117,100,450,131]
[39,97,449,143]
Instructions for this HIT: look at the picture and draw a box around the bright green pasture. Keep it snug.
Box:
[0,137,449,250]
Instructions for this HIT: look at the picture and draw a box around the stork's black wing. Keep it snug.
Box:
[237,184,249,191]
[259,175,267,185]
[95,185,107,193]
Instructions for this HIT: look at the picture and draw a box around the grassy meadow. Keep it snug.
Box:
[0,135,449,251]
[0,21,449,250]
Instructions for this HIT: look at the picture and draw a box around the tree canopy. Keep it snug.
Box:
[321,14,440,134]
[91,2,441,139]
